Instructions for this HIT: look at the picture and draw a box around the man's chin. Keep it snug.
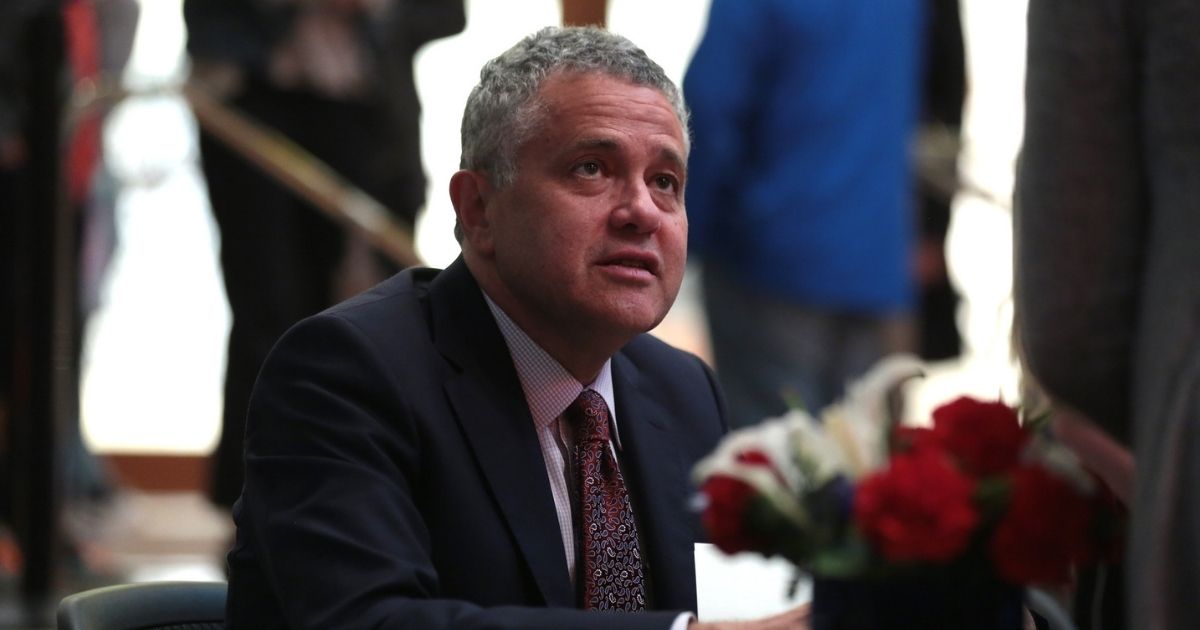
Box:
[596,306,671,341]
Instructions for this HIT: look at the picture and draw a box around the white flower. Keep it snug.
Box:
[813,354,925,479]
[691,354,926,532]
[691,414,811,527]
[786,409,848,487]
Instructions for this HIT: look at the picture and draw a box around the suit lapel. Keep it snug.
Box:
[429,259,575,608]
[612,352,698,611]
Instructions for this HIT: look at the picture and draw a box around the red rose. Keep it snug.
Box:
[700,449,783,555]
[700,475,765,555]
[932,397,1027,477]
[735,449,787,486]
[989,464,1092,584]
[854,449,979,563]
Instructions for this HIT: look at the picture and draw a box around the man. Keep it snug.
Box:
[226,26,807,629]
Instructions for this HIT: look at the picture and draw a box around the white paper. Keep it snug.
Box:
[693,543,812,621]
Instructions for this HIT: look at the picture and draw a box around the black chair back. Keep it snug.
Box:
[57,581,226,630]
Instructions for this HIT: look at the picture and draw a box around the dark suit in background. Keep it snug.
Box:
[226,259,727,628]
[182,0,466,508]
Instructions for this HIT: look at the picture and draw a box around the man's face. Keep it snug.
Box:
[477,72,688,367]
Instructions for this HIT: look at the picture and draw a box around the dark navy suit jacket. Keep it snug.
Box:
[225,258,728,629]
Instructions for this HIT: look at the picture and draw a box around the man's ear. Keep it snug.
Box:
[449,170,495,257]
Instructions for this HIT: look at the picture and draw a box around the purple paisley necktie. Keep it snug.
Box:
[566,389,647,611]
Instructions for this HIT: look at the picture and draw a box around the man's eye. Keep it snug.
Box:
[653,174,679,191]
[574,161,602,176]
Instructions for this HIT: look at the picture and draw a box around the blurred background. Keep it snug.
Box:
[0,0,1029,625]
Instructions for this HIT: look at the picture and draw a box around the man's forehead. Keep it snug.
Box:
[537,74,683,130]
[537,70,677,116]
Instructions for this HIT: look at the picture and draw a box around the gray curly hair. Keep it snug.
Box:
[459,26,690,189]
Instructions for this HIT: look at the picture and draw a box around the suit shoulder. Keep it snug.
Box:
[622,333,707,373]
[620,334,719,399]
[325,267,439,318]
[619,334,729,438]
[268,266,442,372]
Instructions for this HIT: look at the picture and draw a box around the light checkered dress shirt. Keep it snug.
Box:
[482,295,621,585]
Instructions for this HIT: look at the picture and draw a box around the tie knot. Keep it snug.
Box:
[567,389,610,443]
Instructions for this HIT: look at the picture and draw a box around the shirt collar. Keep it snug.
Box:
[482,292,621,449]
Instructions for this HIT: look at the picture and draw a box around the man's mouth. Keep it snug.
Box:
[613,259,650,271]
[599,252,660,277]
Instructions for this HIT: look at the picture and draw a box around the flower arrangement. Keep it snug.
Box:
[693,356,1124,589]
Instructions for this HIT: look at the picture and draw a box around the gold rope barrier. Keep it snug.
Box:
[70,78,423,269]
[181,82,423,269]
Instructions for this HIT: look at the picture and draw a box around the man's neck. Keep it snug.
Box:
[479,288,607,384]
[466,257,622,383]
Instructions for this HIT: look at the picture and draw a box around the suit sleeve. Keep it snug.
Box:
[1014,0,1144,443]
[237,313,682,629]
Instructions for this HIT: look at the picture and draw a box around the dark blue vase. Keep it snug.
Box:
[810,575,1024,630]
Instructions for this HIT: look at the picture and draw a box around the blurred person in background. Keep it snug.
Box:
[683,0,925,426]
[0,0,56,580]
[1,0,138,581]
[61,0,141,515]
[1016,0,1200,628]
[182,0,466,510]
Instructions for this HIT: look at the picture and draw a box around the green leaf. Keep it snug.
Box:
[809,534,873,577]
[744,494,812,565]
[973,476,1012,522]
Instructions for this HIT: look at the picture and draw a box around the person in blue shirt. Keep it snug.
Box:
[684,0,926,425]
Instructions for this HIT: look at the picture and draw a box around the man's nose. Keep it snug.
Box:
[610,178,662,234]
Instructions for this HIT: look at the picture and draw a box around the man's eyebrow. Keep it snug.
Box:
[658,147,686,175]
[569,137,621,152]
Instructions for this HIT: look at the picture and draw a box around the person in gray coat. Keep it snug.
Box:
[1015,0,1200,627]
